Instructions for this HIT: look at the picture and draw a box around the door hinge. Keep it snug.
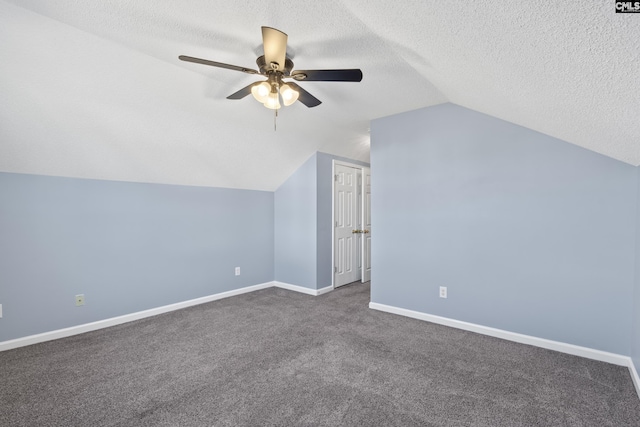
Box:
[334,174,339,181]
[334,267,338,273]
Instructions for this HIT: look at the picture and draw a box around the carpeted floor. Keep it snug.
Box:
[1,282,639,426]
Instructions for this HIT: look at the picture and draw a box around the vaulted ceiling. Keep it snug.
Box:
[1,1,638,191]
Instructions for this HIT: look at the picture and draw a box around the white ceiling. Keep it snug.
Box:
[1,1,639,191]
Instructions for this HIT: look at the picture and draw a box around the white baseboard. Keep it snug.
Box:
[0,282,273,352]
[0,281,335,352]
[316,285,334,296]
[369,302,630,367]
[630,359,640,400]
[371,301,640,401]
[274,281,333,296]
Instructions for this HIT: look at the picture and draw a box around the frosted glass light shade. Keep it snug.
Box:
[251,82,271,103]
[264,91,281,110]
[280,83,299,106]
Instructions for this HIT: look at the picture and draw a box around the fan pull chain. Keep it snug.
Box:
[274,108,278,131]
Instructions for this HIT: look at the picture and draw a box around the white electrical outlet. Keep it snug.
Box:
[439,286,447,299]
[0,304,3,318]
[75,294,85,306]
[235,267,241,276]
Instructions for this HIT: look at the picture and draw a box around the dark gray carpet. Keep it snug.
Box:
[1,282,639,426]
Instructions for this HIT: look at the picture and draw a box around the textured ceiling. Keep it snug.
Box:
[1,1,639,191]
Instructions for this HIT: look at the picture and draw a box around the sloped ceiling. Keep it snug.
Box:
[1,1,638,191]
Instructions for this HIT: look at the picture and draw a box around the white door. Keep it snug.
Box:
[334,164,359,287]
[362,167,371,282]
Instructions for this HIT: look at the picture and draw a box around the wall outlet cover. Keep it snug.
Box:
[439,286,447,299]
[75,294,85,306]
[235,267,241,276]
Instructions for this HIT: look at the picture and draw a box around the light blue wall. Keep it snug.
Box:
[370,103,637,355]
[316,153,333,290]
[633,168,640,369]
[0,172,274,342]
[274,154,318,289]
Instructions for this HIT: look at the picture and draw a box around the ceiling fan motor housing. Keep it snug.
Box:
[256,55,294,76]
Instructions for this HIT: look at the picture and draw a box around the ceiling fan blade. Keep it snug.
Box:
[226,82,261,100]
[179,55,260,75]
[291,69,363,82]
[287,82,321,108]
[261,27,287,71]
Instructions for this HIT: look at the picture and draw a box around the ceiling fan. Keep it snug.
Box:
[179,26,363,110]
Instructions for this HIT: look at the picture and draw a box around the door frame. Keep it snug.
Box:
[331,160,369,289]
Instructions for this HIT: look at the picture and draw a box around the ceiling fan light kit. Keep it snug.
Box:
[179,26,362,113]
